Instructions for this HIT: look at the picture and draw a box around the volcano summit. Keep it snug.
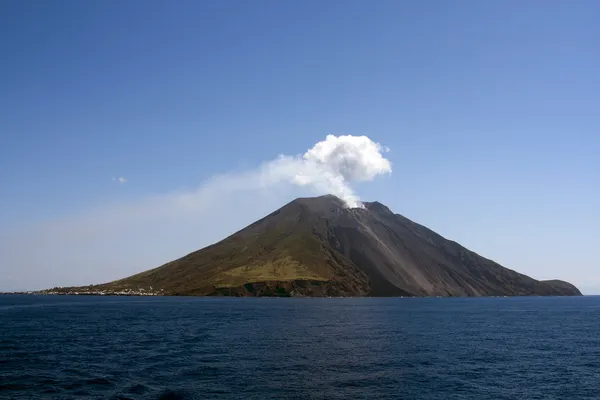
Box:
[49,195,581,297]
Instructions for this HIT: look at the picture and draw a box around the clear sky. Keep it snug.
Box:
[1,0,599,293]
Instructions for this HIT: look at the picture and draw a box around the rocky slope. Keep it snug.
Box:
[52,195,582,297]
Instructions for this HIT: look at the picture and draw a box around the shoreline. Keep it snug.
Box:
[0,292,584,298]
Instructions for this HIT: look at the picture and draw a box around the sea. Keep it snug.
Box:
[1,295,599,400]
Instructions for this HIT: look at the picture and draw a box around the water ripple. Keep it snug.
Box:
[1,295,599,399]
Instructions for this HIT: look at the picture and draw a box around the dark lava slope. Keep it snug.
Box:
[72,195,582,297]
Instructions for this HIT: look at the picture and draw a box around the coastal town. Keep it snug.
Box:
[1,287,165,296]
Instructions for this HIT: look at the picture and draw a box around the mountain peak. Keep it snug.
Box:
[291,194,348,216]
[292,194,395,210]
[363,201,393,215]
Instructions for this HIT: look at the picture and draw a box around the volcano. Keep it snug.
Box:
[54,195,581,297]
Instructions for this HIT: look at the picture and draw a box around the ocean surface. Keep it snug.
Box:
[1,295,599,400]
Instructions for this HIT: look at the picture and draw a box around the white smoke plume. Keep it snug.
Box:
[0,134,391,291]
[260,134,392,207]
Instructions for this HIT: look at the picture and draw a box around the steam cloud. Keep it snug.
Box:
[261,134,392,207]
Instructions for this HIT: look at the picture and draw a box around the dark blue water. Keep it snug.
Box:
[1,295,599,400]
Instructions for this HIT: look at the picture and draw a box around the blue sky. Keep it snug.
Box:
[1,0,599,293]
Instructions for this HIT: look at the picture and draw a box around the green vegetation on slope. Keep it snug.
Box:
[82,200,362,295]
